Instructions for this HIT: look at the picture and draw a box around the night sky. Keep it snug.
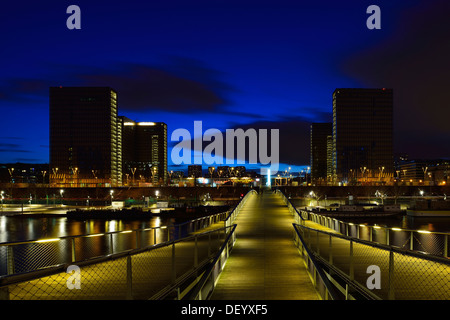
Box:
[0,0,449,174]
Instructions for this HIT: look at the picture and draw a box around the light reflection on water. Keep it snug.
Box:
[338,215,450,233]
[0,215,176,243]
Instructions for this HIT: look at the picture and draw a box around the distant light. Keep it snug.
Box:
[138,122,156,126]
[124,122,135,126]
[392,228,402,231]
[36,238,60,243]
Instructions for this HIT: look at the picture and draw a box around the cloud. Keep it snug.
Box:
[340,0,450,159]
[168,117,312,167]
[0,142,32,154]
[0,58,235,115]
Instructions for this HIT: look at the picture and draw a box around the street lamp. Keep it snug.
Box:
[60,189,64,206]
[8,168,14,183]
[110,189,114,205]
[131,168,136,185]
[422,167,428,185]
[41,170,47,184]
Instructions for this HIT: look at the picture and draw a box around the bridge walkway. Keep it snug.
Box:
[210,190,320,300]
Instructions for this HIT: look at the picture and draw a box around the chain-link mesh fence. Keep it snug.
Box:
[293,223,450,300]
[0,225,233,300]
[301,211,449,258]
[0,210,232,277]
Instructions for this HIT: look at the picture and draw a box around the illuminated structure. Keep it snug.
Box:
[188,165,203,178]
[49,87,121,187]
[310,123,333,184]
[121,117,167,185]
[332,88,393,184]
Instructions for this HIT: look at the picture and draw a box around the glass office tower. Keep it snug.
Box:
[332,88,393,184]
[49,87,122,187]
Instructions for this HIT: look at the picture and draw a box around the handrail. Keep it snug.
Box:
[0,210,229,247]
[184,224,237,300]
[292,224,341,300]
[277,189,449,258]
[275,189,306,222]
[0,208,234,277]
[0,225,234,289]
[296,223,450,265]
[224,189,257,227]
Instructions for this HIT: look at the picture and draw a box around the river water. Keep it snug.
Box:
[0,215,177,243]
[1,211,449,244]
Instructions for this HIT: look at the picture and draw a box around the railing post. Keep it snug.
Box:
[126,255,133,300]
[171,243,176,284]
[71,238,76,262]
[194,235,198,268]
[7,246,14,275]
[410,231,414,251]
[349,240,354,281]
[444,234,448,258]
[388,250,395,300]
[329,234,333,264]
[110,233,114,254]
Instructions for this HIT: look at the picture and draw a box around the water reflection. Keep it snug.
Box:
[339,215,450,233]
[0,215,176,243]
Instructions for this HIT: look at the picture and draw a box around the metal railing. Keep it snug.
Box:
[0,211,230,277]
[224,189,257,228]
[183,224,237,300]
[302,210,449,258]
[0,225,235,300]
[277,189,449,258]
[293,223,450,300]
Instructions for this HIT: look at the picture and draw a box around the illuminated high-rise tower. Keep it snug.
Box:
[120,117,167,185]
[332,88,393,184]
[49,87,122,187]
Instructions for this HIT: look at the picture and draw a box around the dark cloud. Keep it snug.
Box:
[0,143,32,153]
[79,62,230,113]
[341,0,450,159]
[0,58,234,114]
[14,158,42,163]
[169,117,311,166]
[229,118,311,165]
[0,150,31,153]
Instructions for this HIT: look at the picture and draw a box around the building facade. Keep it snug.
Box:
[188,165,203,178]
[121,118,167,186]
[310,123,332,184]
[49,87,122,187]
[332,88,393,184]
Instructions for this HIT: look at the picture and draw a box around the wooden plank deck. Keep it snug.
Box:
[210,191,320,300]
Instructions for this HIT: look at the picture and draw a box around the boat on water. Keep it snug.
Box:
[406,210,450,217]
[66,205,231,220]
[407,199,450,217]
[300,204,405,218]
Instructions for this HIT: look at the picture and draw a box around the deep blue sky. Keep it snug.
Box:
[0,0,449,173]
